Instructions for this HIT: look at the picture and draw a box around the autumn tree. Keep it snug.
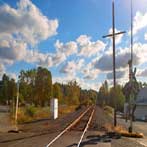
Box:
[97,80,109,106]
[0,74,17,104]
[109,85,125,111]
[35,67,52,106]
[53,83,63,103]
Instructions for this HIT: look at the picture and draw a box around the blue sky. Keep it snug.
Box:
[0,0,147,90]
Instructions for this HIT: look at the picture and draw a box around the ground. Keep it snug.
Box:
[0,106,146,147]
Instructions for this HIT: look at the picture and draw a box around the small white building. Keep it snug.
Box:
[134,87,147,120]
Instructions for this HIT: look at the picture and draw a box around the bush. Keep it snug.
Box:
[25,105,36,117]
[104,105,114,116]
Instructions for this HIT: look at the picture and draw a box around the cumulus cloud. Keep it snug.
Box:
[0,0,58,45]
[82,63,99,80]
[0,64,5,78]
[107,70,126,80]
[53,75,99,91]
[55,40,77,57]
[108,28,124,45]
[133,11,147,34]
[76,35,91,46]
[144,33,147,40]
[76,35,106,57]
[0,37,27,61]
[137,69,147,77]
[52,53,66,66]
[0,0,58,66]
[60,59,84,75]
[94,52,140,71]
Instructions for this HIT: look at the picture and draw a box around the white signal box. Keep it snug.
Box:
[50,98,58,119]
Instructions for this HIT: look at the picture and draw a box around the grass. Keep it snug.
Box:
[17,106,50,124]
[104,105,114,117]
[16,105,77,124]
[103,123,144,138]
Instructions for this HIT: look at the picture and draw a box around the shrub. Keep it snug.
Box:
[25,105,36,117]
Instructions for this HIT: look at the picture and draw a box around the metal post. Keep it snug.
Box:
[15,80,19,129]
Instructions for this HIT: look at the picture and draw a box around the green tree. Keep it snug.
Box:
[35,67,52,106]
[123,80,140,102]
[97,80,109,106]
[109,85,125,111]
[19,69,36,104]
[53,83,63,103]
[0,74,17,105]
[1,74,9,104]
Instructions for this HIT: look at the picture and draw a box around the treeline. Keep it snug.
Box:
[97,80,147,111]
[0,67,97,106]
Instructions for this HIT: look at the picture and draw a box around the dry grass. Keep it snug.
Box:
[17,107,50,123]
[15,105,77,124]
[103,123,144,138]
[58,105,77,116]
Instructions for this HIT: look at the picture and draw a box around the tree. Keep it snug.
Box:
[35,67,52,106]
[19,69,36,104]
[0,74,17,104]
[97,80,109,106]
[53,83,63,103]
[109,85,125,111]
[61,81,80,105]
[123,80,140,102]
[80,89,97,105]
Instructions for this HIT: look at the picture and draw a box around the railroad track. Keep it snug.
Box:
[46,106,95,147]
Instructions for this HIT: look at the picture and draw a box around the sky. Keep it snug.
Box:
[0,0,147,91]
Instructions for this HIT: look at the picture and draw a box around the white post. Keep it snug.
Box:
[50,98,58,119]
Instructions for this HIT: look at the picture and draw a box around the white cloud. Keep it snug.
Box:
[133,11,147,34]
[144,33,147,40]
[60,59,84,75]
[106,70,127,80]
[77,35,106,57]
[94,51,140,71]
[83,63,99,80]
[0,0,58,67]
[0,63,5,78]
[0,0,58,45]
[55,40,77,57]
[76,35,91,46]
[108,28,124,45]
[53,75,99,91]
[52,53,66,66]
[137,69,147,77]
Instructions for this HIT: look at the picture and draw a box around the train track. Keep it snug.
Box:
[46,106,95,147]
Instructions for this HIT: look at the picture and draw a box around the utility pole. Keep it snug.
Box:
[103,0,126,126]
[128,0,134,133]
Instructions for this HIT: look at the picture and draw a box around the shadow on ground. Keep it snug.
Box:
[67,132,121,147]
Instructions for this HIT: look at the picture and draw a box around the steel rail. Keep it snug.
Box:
[46,107,92,147]
[77,109,95,147]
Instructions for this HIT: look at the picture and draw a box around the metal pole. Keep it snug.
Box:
[112,0,117,127]
[15,80,19,128]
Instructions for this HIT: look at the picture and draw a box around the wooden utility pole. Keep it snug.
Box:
[103,0,126,126]
[129,0,134,133]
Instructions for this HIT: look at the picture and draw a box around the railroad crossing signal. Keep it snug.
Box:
[102,0,126,126]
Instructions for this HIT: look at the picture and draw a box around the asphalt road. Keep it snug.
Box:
[118,117,147,147]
